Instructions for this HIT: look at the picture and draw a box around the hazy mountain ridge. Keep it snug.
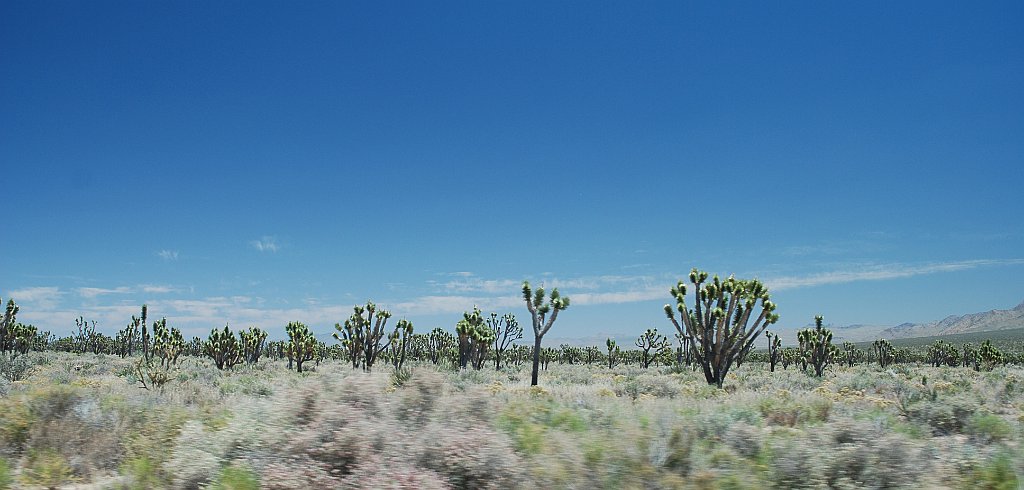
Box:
[880,299,1024,339]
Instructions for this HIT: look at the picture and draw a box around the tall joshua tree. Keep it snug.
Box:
[664,268,779,388]
[522,281,569,386]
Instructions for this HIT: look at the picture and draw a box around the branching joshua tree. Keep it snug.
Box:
[765,331,782,372]
[286,321,317,373]
[488,313,522,370]
[239,326,268,365]
[842,341,863,367]
[798,315,836,377]
[635,328,669,369]
[425,327,455,366]
[387,319,414,371]
[873,339,896,368]
[664,268,779,388]
[205,324,243,370]
[334,302,393,372]
[456,307,493,370]
[523,281,569,386]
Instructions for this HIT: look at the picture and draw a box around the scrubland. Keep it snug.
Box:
[0,353,1021,489]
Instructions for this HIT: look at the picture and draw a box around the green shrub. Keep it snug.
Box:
[0,458,11,490]
[21,449,76,488]
[966,412,1013,443]
[966,453,1018,490]
[211,464,260,490]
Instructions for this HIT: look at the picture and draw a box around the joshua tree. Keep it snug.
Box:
[0,298,18,352]
[635,328,669,369]
[873,339,896,368]
[205,324,243,370]
[927,340,959,367]
[238,326,268,364]
[334,302,393,372]
[765,331,782,372]
[979,340,1004,370]
[606,338,620,369]
[151,318,184,368]
[456,307,492,370]
[583,345,601,365]
[286,321,317,373]
[842,341,863,367]
[798,315,836,377]
[425,327,455,365]
[522,281,570,386]
[962,343,980,371]
[664,269,779,388]
[387,319,414,371]
[488,313,522,370]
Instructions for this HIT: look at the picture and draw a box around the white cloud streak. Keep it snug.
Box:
[157,250,179,260]
[5,286,64,310]
[250,236,279,252]
[765,259,1024,291]
[78,287,132,298]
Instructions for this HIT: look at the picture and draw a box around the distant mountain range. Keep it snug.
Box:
[879,299,1024,339]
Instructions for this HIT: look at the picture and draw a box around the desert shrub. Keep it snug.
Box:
[758,394,832,427]
[119,457,162,490]
[615,374,681,400]
[0,396,33,455]
[346,455,450,489]
[166,420,223,489]
[395,368,445,424]
[825,432,926,488]
[210,463,260,490]
[966,412,1013,444]
[663,426,696,476]
[0,458,10,490]
[0,355,32,382]
[766,435,827,488]
[722,422,764,459]
[904,396,976,435]
[20,448,76,488]
[419,425,526,490]
[966,452,1019,490]
[21,385,126,477]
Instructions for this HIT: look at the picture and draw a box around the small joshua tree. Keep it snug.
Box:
[979,339,1004,371]
[842,341,863,367]
[606,338,620,369]
[488,313,522,370]
[765,331,782,372]
[927,340,959,367]
[962,343,980,371]
[635,328,669,369]
[286,321,317,373]
[522,281,569,386]
[798,315,836,377]
[873,339,896,368]
[664,269,779,388]
[387,319,414,371]
[204,324,243,370]
[425,327,455,366]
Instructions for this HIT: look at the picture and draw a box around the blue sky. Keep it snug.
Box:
[2,1,1023,343]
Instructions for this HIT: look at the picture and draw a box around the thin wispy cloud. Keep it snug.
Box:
[5,286,64,310]
[157,250,179,261]
[78,287,132,299]
[766,259,1024,291]
[251,236,279,252]
[140,284,179,294]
